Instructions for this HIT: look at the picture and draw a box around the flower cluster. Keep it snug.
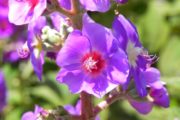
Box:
[4,0,170,119]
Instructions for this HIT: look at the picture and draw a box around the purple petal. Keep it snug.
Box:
[27,17,46,80]
[58,0,71,10]
[56,69,84,93]
[8,0,46,25]
[107,48,129,84]
[3,50,20,62]
[128,97,153,114]
[28,16,47,35]
[0,15,14,39]
[112,15,141,49]
[142,67,163,89]
[56,30,90,68]
[75,100,81,115]
[82,13,114,54]
[80,0,110,12]
[21,112,36,120]
[34,105,43,114]
[50,12,66,31]
[0,71,7,112]
[112,15,128,50]
[87,74,118,98]
[64,105,78,115]
[30,51,44,80]
[150,88,169,108]
[133,68,147,97]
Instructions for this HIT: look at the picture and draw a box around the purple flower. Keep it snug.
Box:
[3,51,20,62]
[0,71,7,112]
[112,14,155,97]
[64,100,100,120]
[56,14,129,97]
[127,68,169,114]
[8,0,46,25]
[21,105,48,120]
[27,16,47,80]
[17,42,30,59]
[3,40,28,62]
[64,100,81,116]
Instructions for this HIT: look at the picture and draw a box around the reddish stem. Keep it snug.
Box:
[81,91,94,120]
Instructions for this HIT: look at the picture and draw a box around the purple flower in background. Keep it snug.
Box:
[112,14,155,97]
[27,16,46,80]
[64,100,100,120]
[21,105,48,120]
[17,43,30,59]
[0,71,7,112]
[3,40,28,62]
[8,0,46,25]
[3,50,20,62]
[56,14,129,97]
[127,68,169,114]
[64,100,81,116]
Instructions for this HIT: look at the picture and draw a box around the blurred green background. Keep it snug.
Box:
[1,0,180,120]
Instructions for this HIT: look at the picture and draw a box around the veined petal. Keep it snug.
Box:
[142,67,163,89]
[30,50,44,80]
[56,30,90,67]
[133,68,147,97]
[128,97,153,114]
[86,74,118,98]
[82,13,114,54]
[80,0,110,12]
[113,15,141,49]
[107,48,129,84]
[150,88,169,108]
[56,69,84,93]
[28,16,46,35]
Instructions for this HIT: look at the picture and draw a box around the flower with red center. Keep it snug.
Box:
[56,14,129,97]
[8,0,46,25]
[81,51,106,75]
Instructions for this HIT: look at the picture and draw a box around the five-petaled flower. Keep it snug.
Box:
[56,14,129,97]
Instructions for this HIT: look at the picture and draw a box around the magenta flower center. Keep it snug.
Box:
[16,0,39,10]
[81,51,106,75]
